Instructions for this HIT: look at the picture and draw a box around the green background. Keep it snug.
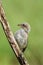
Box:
[0,0,43,65]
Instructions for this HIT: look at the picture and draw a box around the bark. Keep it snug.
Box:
[0,1,29,65]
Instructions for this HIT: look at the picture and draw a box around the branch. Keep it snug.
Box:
[0,1,29,65]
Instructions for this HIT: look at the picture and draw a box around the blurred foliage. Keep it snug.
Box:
[0,0,43,65]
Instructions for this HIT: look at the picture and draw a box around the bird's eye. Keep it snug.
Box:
[23,24,25,26]
[22,24,27,28]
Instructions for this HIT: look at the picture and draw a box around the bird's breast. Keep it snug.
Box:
[14,29,28,50]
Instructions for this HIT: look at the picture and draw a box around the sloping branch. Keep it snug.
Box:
[0,1,29,65]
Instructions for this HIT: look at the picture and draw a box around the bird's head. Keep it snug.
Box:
[18,22,31,34]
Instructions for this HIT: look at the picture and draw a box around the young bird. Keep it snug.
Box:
[14,22,31,52]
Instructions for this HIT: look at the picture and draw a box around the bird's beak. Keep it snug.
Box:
[17,24,23,26]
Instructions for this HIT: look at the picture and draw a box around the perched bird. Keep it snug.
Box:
[14,22,31,52]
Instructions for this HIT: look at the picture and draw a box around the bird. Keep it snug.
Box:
[14,22,31,52]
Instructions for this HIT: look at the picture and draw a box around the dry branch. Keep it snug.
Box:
[0,1,29,65]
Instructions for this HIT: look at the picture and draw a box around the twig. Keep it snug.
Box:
[0,1,29,65]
